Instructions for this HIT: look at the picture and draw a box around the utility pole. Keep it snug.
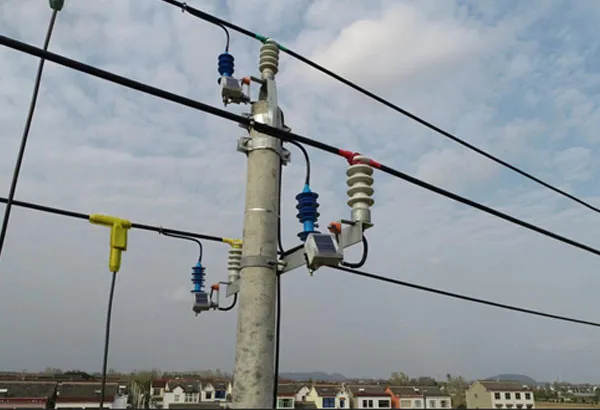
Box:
[231,39,285,408]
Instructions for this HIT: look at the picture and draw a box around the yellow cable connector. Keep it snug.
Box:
[89,214,132,273]
[222,237,243,248]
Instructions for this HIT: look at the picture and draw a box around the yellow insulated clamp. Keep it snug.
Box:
[222,237,243,248]
[89,214,132,273]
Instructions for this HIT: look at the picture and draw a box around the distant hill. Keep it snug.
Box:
[280,372,347,382]
[486,374,537,385]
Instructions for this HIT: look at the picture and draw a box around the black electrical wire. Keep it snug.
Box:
[218,293,237,311]
[159,229,203,261]
[330,265,600,328]
[99,270,118,409]
[5,36,600,260]
[0,10,59,264]
[164,0,230,52]
[0,195,225,243]
[341,235,368,269]
[156,0,600,218]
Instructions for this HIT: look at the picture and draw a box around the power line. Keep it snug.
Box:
[0,9,60,264]
[99,270,118,409]
[3,35,600,261]
[329,265,600,328]
[0,195,225,243]
[157,0,600,218]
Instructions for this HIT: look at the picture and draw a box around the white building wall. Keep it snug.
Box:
[55,401,113,409]
[353,396,392,409]
[424,395,452,408]
[295,385,311,402]
[490,391,536,409]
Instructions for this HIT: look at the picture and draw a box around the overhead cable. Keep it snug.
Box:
[156,0,600,217]
[330,265,600,328]
[0,195,225,243]
[2,35,600,260]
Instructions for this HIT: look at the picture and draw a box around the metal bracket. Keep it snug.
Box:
[237,136,291,165]
[240,255,278,269]
[226,280,240,297]
[225,255,277,297]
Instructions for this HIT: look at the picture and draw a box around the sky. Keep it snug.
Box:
[2,0,600,384]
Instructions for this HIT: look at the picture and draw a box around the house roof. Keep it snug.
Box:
[0,381,57,398]
[56,382,118,402]
[167,379,202,393]
[478,381,532,392]
[295,401,318,409]
[388,386,424,397]
[277,384,299,397]
[313,385,343,397]
[421,387,448,397]
[347,385,389,397]
[152,379,167,388]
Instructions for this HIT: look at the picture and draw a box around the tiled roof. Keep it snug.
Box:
[167,379,202,393]
[347,385,389,397]
[479,381,532,392]
[56,382,118,402]
[0,381,57,398]
[152,379,167,388]
[314,385,342,397]
[388,386,424,397]
[421,387,448,397]
[277,384,299,397]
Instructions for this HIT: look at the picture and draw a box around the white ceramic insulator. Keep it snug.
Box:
[259,39,279,76]
[346,155,375,224]
[227,247,243,283]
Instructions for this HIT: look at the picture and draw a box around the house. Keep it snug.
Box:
[163,379,202,409]
[466,380,535,409]
[385,386,424,408]
[54,381,125,409]
[151,379,168,409]
[346,385,392,409]
[201,379,231,402]
[306,384,348,408]
[0,381,57,409]
[419,387,451,409]
[277,384,299,409]
[295,402,318,409]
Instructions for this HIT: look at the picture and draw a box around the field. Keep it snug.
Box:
[537,402,600,409]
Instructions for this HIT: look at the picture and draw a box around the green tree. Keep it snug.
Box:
[389,372,410,385]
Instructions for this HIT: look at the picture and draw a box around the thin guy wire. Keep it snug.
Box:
[0,10,59,264]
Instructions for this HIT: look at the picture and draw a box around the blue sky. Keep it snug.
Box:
[2,0,600,383]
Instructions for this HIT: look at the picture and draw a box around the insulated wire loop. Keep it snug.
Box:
[330,265,600,328]
[156,0,600,218]
[159,228,204,261]
[4,35,600,261]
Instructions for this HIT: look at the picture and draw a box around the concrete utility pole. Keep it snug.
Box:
[231,39,285,408]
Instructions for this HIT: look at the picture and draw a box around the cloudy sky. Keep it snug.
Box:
[2,0,600,384]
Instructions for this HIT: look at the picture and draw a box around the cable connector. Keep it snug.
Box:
[49,0,65,11]
[89,214,132,273]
